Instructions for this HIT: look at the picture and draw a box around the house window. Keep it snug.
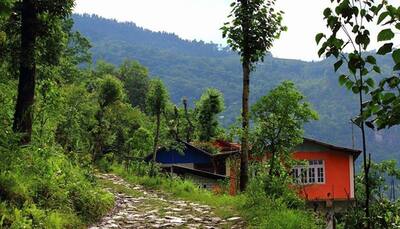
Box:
[292,160,325,185]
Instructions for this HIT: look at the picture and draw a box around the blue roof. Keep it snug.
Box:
[145,142,213,164]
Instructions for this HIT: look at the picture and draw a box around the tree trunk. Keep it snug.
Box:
[13,0,37,144]
[240,61,250,192]
[358,83,370,229]
[183,98,193,142]
[174,106,180,140]
[151,113,161,176]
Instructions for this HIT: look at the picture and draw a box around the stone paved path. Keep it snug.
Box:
[89,174,245,229]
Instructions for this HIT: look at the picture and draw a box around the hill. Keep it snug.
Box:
[72,14,400,162]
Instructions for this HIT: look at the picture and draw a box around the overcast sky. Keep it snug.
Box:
[74,0,398,61]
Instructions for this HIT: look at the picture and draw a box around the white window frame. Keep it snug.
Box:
[292,160,325,185]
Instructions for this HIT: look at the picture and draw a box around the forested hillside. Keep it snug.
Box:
[72,14,399,162]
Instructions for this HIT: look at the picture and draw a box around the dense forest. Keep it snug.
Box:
[72,14,400,163]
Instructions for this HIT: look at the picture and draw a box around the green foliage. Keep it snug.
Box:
[364,4,400,130]
[93,60,117,77]
[98,75,125,108]
[338,160,400,228]
[4,0,76,69]
[251,81,318,175]
[0,0,14,18]
[56,83,98,153]
[118,60,150,111]
[248,162,305,208]
[317,0,400,131]
[146,79,169,117]
[221,0,286,65]
[146,78,170,174]
[245,161,320,228]
[195,88,225,141]
[0,143,113,228]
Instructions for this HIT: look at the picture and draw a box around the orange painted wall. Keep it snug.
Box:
[293,151,352,201]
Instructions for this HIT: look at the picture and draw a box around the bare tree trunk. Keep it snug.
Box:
[174,106,180,140]
[183,97,194,142]
[151,113,161,176]
[13,0,37,144]
[240,61,250,192]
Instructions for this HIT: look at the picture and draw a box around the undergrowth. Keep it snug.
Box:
[0,142,114,228]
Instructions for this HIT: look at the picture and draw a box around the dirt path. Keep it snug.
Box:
[89,174,245,229]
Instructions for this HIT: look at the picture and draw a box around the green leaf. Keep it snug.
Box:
[365,78,375,88]
[345,80,354,90]
[366,55,376,65]
[323,8,332,18]
[396,23,400,30]
[393,63,400,71]
[318,46,326,57]
[315,33,325,45]
[370,104,380,113]
[352,86,360,94]
[334,59,343,72]
[377,29,395,42]
[373,66,381,73]
[365,121,375,130]
[377,43,393,55]
[392,49,400,63]
[361,68,369,76]
[352,25,359,33]
[382,93,396,104]
[377,12,389,24]
[339,75,347,86]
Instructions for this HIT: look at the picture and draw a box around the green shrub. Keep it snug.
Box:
[0,144,114,228]
[69,182,114,222]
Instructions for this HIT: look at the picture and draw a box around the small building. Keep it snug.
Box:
[227,138,361,210]
[291,138,361,212]
[159,164,227,189]
[144,141,231,190]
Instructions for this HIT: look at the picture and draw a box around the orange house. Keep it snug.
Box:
[291,138,360,207]
[222,138,361,209]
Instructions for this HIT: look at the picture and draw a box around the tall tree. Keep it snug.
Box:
[316,0,384,226]
[251,81,318,176]
[118,60,150,111]
[182,97,194,142]
[11,0,74,144]
[221,0,286,191]
[146,79,169,175]
[195,88,224,142]
[93,75,125,161]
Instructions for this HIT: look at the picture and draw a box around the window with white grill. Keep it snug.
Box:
[292,160,325,185]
